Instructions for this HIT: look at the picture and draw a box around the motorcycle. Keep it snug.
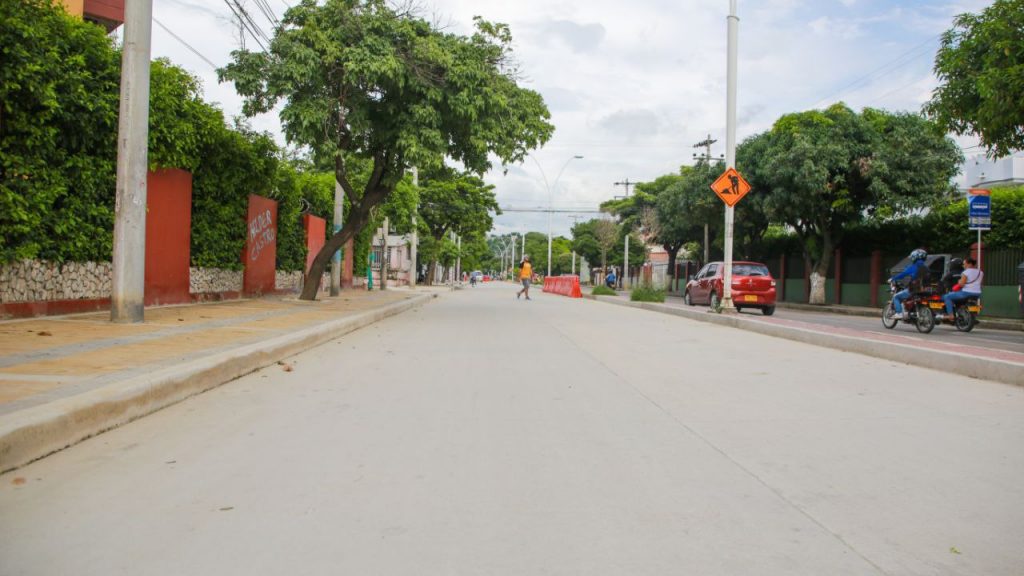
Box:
[923,290,981,332]
[882,280,936,334]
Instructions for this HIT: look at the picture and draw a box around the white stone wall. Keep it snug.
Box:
[189,267,243,294]
[0,261,326,303]
[0,260,112,303]
[275,270,303,292]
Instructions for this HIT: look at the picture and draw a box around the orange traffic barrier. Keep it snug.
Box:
[542,275,582,298]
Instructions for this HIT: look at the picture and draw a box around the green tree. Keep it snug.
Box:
[924,186,1024,251]
[925,0,1024,157]
[744,104,962,304]
[571,219,619,281]
[220,0,552,299]
[416,167,499,284]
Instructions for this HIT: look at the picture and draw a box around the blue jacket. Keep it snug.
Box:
[892,260,926,283]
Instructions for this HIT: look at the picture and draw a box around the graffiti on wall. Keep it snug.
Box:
[248,209,276,262]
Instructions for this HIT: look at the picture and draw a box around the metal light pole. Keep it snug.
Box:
[111,0,154,323]
[530,155,583,277]
[721,0,740,312]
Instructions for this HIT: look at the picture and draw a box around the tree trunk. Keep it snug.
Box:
[665,246,679,291]
[299,188,386,300]
[807,236,833,305]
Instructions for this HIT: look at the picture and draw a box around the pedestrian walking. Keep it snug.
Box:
[517,255,533,300]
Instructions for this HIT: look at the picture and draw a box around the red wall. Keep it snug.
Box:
[243,195,278,295]
[303,214,326,275]
[144,169,193,305]
[83,0,123,25]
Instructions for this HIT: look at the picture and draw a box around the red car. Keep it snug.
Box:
[683,261,777,315]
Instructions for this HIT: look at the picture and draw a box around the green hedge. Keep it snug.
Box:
[1,0,337,271]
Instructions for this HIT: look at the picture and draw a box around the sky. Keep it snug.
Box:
[151,0,995,238]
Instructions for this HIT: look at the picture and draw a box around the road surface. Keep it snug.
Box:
[2,282,1023,575]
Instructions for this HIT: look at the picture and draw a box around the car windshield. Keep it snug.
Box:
[732,264,769,277]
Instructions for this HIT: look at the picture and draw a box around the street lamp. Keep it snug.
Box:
[530,154,584,277]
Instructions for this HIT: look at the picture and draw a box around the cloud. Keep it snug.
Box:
[595,109,663,140]
[531,19,606,53]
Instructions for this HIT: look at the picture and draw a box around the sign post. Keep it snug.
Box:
[968,188,991,275]
[710,167,752,310]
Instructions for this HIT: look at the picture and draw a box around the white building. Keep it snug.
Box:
[962,152,1024,189]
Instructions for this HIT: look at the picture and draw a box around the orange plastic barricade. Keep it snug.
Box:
[542,275,582,298]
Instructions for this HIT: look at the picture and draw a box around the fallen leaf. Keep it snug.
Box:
[36,331,52,336]
[165,460,176,464]
[219,506,234,512]
[282,364,293,372]
[11,477,26,485]
[950,546,961,555]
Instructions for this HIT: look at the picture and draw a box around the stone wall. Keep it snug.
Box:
[1,260,324,303]
[0,261,112,303]
[189,267,243,295]
[275,270,303,293]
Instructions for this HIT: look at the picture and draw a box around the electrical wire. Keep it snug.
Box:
[153,17,219,70]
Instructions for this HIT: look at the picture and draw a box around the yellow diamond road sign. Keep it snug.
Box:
[710,167,751,207]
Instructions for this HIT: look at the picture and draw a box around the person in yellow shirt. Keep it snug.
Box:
[517,255,533,300]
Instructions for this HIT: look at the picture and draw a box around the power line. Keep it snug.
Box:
[809,34,939,110]
[153,17,219,70]
[223,0,270,51]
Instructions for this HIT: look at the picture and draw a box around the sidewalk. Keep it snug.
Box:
[0,288,439,473]
[584,291,1024,388]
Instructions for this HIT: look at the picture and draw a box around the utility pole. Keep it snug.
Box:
[721,0,740,312]
[456,235,462,284]
[110,0,153,323]
[614,179,635,289]
[693,135,721,266]
[330,179,343,296]
[409,167,418,289]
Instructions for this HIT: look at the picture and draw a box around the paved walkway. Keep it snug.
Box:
[0,288,439,472]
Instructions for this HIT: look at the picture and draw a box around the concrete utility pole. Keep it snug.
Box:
[409,167,417,289]
[331,179,343,296]
[110,0,153,324]
[721,0,740,312]
[614,179,635,289]
[693,135,720,266]
[456,235,462,284]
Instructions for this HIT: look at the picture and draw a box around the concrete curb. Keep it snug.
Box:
[584,294,1023,388]
[0,293,436,474]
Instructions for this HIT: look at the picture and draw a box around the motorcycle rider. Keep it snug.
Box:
[938,256,983,320]
[889,248,929,320]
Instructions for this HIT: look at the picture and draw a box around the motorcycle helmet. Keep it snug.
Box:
[909,248,928,262]
[949,257,964,271]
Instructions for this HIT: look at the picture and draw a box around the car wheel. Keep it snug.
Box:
[709,291,720,311]
[762,306,775,316]
[735,306,742,313]
[684,291,693,306]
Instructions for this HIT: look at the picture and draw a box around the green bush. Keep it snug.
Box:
[591,285,617,296]
[630,284,666,302]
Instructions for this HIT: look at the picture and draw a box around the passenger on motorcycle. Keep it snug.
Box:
[938,256,983,320]
[888,248,928,320]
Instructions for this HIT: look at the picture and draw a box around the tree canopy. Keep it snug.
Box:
[739,103,962,303]
[925,0,1024,157]
[219,0,553,299]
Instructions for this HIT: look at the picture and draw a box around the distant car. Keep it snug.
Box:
[683,261,777,315]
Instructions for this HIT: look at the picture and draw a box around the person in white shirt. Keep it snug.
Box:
[939,256,983,319]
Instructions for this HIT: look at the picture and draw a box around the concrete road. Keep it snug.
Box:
[2,282,1023,575]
